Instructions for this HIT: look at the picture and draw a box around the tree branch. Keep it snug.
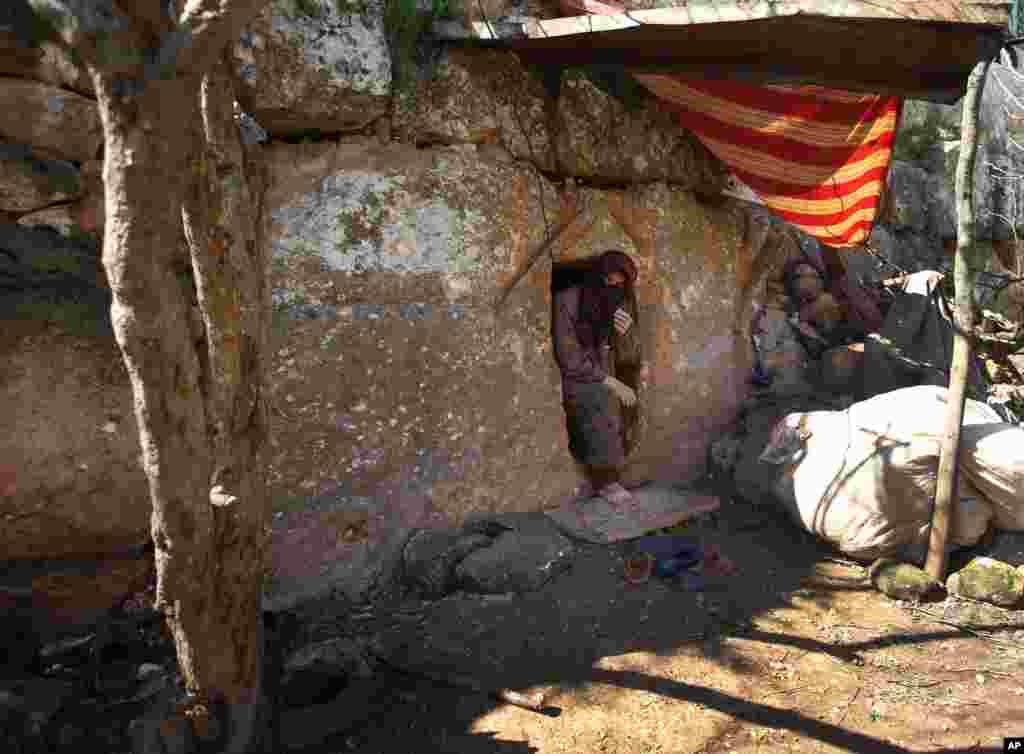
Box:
[173,0,267,74]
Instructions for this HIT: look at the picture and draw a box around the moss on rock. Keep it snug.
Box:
[869,558,942,601]
[947,557,1024,607]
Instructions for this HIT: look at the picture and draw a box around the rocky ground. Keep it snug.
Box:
[4,496,1024,753]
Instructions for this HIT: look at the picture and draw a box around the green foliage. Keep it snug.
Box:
[893,107,949,164]
[260,568,281,597]
[334,0,371,14]
[281,128,326,143]
[564,65,648,112]
[271,301,292,337]
[67,226,100,248]
[94,33,143,67]
[275,0,328,19]
[383,0,457,92]
[271,493,307,513]
[46,170,82,197]
[10,299,111,338]
[27,250,85,276]
[221,173,243,194]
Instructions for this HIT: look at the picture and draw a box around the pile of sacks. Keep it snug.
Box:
[736,385,1024,562]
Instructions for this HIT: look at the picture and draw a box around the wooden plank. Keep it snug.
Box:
[456,0,1008,41]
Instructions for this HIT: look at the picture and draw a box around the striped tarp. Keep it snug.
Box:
[560,1,902,247]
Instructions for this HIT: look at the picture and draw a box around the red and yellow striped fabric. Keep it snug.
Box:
[635,76,901,246]
[558,0,902,247]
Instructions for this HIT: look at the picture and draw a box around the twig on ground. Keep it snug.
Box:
[371,651,551,713]
[836,686,861,725]
[761,683,815,699]
[943,667,1015,677]
[886,678,944,689]
[907,606,1017,646]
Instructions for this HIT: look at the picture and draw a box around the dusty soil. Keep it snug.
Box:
[289,500,1024,754]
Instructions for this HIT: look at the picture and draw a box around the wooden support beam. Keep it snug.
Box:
[925,59,991,584]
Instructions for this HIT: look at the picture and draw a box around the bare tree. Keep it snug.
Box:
[22,1,271,749]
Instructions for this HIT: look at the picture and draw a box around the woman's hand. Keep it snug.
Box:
[613,308,633,336]
[604,376,637,406]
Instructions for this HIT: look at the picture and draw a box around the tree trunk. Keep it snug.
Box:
[925,59,990,583]
[91,51,269,751]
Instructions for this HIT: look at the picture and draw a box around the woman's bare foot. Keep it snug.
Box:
[574,481,596,499]
[597,482,635,509]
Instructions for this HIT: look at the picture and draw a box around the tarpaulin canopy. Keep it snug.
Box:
[563,0,902,247]
[439,1,1008,247]
[635,75,900,247]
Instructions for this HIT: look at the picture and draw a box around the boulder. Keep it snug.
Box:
[0,78,102,162]
[891,99,958,175]
[869,558,942,601]
[0,677,74,744]
[946,556,1024,607]
[554,69,726,189]
[402,528,492,598]
[0,321,151,560]
[393,50,726,190]
[25,553,153,629]
[0,30,94,97]
[17,159,104,236]
[454,513,574,594]
[0,143,83,213]
[232,0,391,134]
[281,637,373,707]
[886,160,955,240]
[969,63,1024,241]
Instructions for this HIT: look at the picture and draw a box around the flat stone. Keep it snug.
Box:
[16,159,103,234]
[0,144,82,213]
[402,529,491,598]
[947,557,1024,607]
[546,483,720,544]
[18,554,152,632]
[869,558,941,601]
[232,1,391,134]
[282,637,373,708]
[0,78,102,162]
[454,513,574,594]
[0,32,94,96]
[393,49,725,190]
[7,678,74,734]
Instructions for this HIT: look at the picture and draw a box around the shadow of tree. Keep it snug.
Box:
[287,498,1017,753]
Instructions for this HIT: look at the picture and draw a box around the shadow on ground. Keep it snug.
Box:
[279,492,1021,754]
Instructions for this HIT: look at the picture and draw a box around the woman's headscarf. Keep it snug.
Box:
[577,251,638,348]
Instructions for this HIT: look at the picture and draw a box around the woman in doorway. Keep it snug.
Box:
[551,250,641,508]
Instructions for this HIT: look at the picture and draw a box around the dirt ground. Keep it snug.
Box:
[288,499,1024,754]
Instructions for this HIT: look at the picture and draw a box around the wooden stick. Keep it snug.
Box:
[925,60,991,583]
[370,651,550,712]
[493,218,579,312]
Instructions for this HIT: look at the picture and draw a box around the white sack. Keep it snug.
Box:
[759,386,999,559]
[960,423,1024,530]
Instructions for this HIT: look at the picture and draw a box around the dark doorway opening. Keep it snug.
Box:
[550,255,645,457]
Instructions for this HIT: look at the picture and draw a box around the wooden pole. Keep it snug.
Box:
[925,59,990,583]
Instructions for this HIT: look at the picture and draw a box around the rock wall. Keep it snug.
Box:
[1,0,765,602]
[259,136,748,522]
[855,75,1024,320]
